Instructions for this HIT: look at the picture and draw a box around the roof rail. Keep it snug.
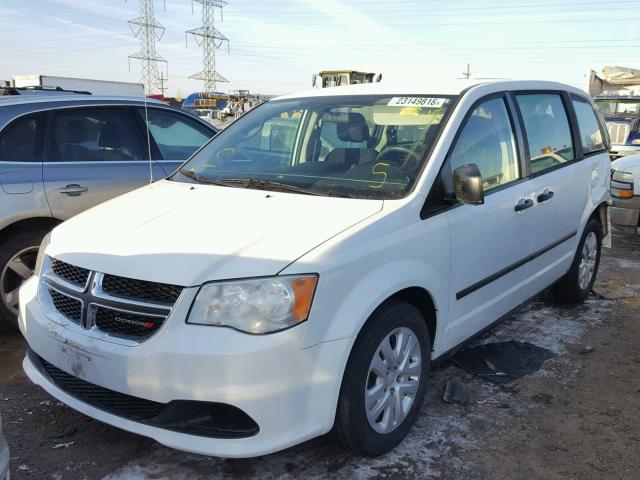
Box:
[0,85,92,95]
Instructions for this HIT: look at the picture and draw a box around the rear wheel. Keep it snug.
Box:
[334,300,431,456]
[552,218,602,303]
[0,229,48,332]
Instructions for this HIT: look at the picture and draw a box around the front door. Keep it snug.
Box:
[43,107,166,220]
[444,95,536,346]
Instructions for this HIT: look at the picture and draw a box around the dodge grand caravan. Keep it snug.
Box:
[19,80,611,458]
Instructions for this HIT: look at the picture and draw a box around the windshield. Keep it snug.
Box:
[173,94,456,199]
[595,99,640,115]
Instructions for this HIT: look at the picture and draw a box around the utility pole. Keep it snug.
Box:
[461,63,472,79]
[128,0,168,95]
[186,0,230,94]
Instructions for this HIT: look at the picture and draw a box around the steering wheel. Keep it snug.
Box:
[376,146,420,169]
[217,147,249,161]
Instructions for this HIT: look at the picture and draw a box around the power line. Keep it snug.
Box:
[216,16,640,27]
[224,0,640,16]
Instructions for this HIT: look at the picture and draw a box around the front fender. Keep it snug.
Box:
[286,212,451,354]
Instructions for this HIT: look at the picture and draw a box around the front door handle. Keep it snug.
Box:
[514,198,534,212]
[537,190,554,203]
[59,184,88,196]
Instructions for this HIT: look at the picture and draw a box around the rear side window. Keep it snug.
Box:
[448,97,520,192]
[0,113,45,162]
[572,98,605,154]
[137,109,212,160]
[50,108,144,162]
[516,93,574,175]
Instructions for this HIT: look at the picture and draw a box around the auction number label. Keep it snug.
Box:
[387,97,446,108]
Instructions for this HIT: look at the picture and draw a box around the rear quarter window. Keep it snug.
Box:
[571,97,606,155]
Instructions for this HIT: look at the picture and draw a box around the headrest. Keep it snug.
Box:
[336,113,369,143]
[62,120,88,144]
[98,122,126,149]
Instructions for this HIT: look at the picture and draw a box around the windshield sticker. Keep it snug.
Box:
[387,97,446,108]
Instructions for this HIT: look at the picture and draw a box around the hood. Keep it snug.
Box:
[48,180,383,286]
[612,154,640,173]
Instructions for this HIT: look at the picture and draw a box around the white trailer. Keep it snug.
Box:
[10,75,144,96]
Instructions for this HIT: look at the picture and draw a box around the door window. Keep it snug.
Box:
[0,113,45,162]
[516,94,575,175]
[137,109,212,160]
[571,98,605,155]
[449,97,520,191]
[50,108,144,162]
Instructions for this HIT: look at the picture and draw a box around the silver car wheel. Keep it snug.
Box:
[365,326,422,434]
[578,232,598,291]
[1,246,38,315]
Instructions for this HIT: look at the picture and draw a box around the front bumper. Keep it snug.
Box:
[611,195,640,227]
[19,276,351,458]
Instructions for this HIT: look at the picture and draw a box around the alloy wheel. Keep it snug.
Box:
[0,246,39,315]
[365,326,422,434]
[578,232,598,291]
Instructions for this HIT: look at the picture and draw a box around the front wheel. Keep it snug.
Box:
[0,229,48,333]
[334,300,431,456]
[552,218,602,303]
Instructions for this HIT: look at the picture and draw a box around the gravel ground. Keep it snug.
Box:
[0,229,638,480]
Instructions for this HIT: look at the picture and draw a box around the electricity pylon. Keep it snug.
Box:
[186,0,229,93]
[128,0,168,94]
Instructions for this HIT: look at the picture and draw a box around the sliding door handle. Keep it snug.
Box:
[514,198,533,212]
[537,190,554,203]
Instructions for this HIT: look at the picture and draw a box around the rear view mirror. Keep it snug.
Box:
[453,164,484,205]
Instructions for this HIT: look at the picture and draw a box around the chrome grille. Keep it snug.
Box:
[102,274,182,306]
[49,288,82,323]
[51,259,90,287]
[41,256,182,344]
[606,122,630,144]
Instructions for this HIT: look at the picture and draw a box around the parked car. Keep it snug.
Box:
[610,154,640,233]
[0,416,8,480]
[19,80,611,458]
[0,95,217,331]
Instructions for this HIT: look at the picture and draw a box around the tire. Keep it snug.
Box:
[0,228,49,333]
[334,299,431,456]
[552,218,602,303]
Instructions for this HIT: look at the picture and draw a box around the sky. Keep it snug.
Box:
[1,0,639,97]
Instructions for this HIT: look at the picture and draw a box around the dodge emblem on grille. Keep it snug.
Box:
[113,314,155,329]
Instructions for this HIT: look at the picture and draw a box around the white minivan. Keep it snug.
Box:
[19,80,611,458]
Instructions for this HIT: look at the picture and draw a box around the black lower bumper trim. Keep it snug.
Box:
[28,348,259,439]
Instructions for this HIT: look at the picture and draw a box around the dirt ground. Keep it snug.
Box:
[0,229,638,480]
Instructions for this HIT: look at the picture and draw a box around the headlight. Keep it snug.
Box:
[612,170,634,183]
[34,232,51,277]
[188,275,318,334]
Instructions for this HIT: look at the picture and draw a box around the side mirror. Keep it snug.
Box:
[453,164,484,205]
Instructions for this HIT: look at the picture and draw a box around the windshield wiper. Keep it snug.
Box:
[211,178,328,196]
[178,169,211,184]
